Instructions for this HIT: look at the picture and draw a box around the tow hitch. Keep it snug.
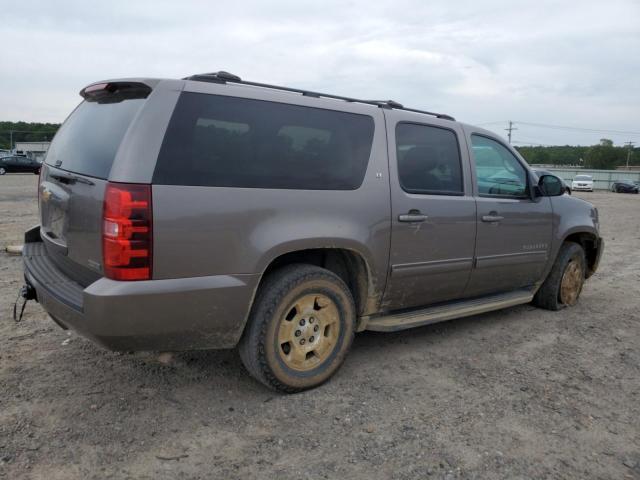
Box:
[13,283,37,322]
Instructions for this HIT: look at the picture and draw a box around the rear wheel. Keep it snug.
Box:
[533,242,586,311]
[0,167,6,175]
[239,264,356,392]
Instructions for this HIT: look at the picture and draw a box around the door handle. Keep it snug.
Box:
[398,210,428,223]
[481,214,504,223]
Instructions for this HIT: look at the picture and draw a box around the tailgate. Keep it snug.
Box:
[39,165,108,286]
[39,83,150,285]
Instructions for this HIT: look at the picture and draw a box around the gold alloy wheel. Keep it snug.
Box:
[277,293,340,372]
[559,259,583,306]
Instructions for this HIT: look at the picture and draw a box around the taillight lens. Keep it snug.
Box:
[102,182,152,281]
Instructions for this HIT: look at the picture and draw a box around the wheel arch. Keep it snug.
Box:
[562,231,601,278]
[252,246,381,321]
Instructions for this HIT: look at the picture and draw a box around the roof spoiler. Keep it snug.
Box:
[80,82,152,104]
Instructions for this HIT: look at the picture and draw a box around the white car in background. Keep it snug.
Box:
[572,174,594,192]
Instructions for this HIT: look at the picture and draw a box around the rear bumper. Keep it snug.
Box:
[23,233,260,351]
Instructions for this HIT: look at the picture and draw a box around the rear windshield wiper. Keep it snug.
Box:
[49,171,95,186]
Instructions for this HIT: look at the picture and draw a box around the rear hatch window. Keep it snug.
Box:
[46,97,146,179]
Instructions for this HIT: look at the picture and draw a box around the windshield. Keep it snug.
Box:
[574,175,592,181]
[45,98,145,179]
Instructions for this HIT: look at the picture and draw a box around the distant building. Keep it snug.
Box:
[14,141,50,162]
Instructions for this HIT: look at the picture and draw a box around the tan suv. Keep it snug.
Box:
[21,72,603,392]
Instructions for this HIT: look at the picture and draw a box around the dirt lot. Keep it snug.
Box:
[1,173,639,480]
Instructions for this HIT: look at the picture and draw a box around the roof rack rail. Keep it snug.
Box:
[183,71,455,121]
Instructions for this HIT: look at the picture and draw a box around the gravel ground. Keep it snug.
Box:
[1,173,639,480]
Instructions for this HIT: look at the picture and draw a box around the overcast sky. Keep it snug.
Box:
[1,0,639,146]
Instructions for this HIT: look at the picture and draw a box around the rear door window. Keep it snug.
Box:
[396,123,464,195]
[45,98,146,179]
[153,93,375,190]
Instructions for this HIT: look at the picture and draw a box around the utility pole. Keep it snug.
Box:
[9,130,13,153]
[505,121,517,144]
[624,141,635,169]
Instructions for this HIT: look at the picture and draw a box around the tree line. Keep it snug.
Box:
[515,139,638,169]
[1,122,637,170]
[0,121,60,151]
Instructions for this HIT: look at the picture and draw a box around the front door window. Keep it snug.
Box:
[471,135,528,197]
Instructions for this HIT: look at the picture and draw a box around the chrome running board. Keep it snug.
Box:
[364,289,534,332]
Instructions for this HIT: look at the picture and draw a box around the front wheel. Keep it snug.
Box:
[0,167,6,175]
[239,264,356,392]
[533,242,586,311]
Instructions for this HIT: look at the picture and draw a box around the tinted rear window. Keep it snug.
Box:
[46,99,145,179]
[153,92,375,190]
[396,123,463,195]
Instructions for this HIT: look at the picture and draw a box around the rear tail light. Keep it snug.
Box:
[102,182,152,281]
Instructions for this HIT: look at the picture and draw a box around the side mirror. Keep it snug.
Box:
[538,174,564,197]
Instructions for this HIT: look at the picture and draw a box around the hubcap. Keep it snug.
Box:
[559,259,583,306]
[277,293,340,371]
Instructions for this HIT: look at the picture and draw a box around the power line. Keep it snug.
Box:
[480,120,640,136]
[512,140,547,147]
[475,121,507,126]
[515,121,640,135]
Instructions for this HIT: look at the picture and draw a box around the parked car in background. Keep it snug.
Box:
[610,179,639,194]
[571,174,594,192]
[0,155,41,175]
[532,169,571,194]
[20,72,604,392]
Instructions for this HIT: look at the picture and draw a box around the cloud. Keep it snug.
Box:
[1,0,638,145]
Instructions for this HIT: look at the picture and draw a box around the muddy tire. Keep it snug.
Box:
[533,242,586,311]
[239,264,356,393]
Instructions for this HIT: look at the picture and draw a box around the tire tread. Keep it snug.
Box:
[239,264,355,393]
[533,242,586,311]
